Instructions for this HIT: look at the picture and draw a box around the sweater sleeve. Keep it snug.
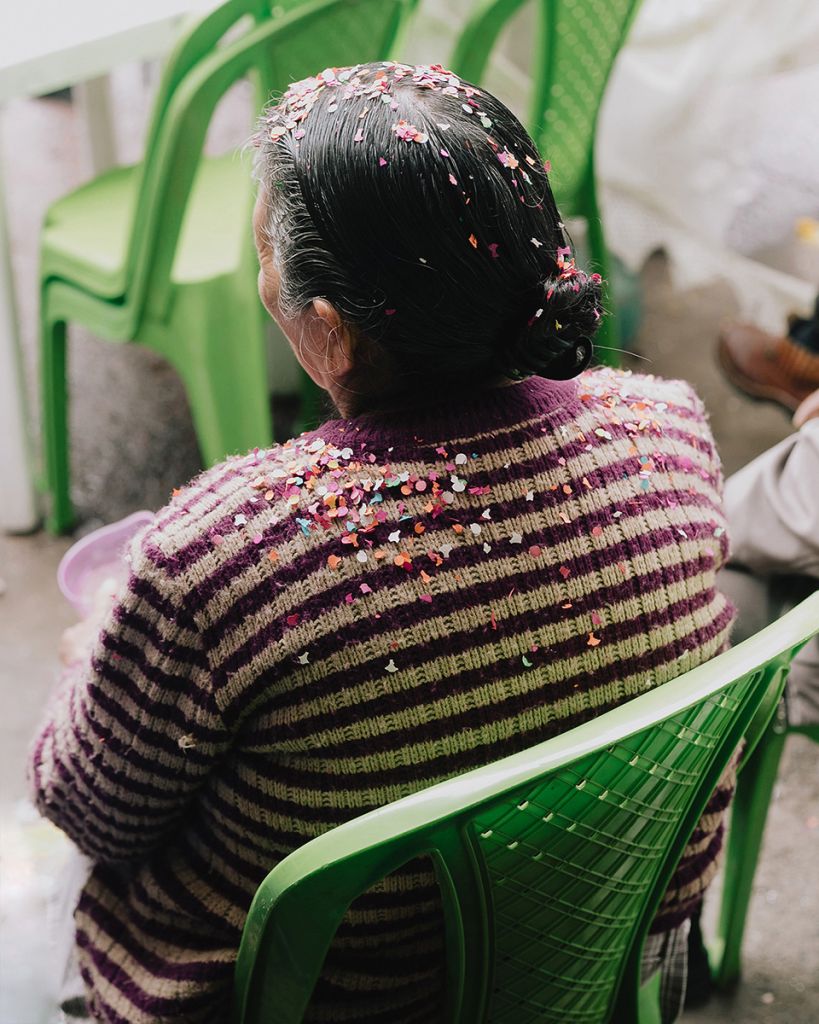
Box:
[28,534,229,864]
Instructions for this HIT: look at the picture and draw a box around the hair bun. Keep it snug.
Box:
[499,270,602,381]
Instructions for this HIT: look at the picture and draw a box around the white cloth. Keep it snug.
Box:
[598,0,819,330]
[720,420,819,725]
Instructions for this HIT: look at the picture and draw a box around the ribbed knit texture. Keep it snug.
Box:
[30,368,735,1024]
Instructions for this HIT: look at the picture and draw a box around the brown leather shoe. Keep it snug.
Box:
[717,320,819,413]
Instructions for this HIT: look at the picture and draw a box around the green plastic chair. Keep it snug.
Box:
[450,0,643,367]
[39,0,411,533]
[231,593,819,1024]
[711,669,819,987]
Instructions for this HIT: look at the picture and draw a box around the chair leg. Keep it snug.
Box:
[149,280,274,467]
[711,720,788,989]
[40,315,75,534]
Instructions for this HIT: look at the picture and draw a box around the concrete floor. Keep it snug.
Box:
[1,84,817,1022]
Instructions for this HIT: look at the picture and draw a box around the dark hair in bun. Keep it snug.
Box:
[255,63,603,414]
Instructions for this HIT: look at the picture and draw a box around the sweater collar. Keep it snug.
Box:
[313,376,581,451]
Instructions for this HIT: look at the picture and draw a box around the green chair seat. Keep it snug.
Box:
[42,153,251,297]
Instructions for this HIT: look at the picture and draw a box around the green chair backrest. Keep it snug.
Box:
[232,592,819,1024]
[450,0,641,215]
[115,0,410,326]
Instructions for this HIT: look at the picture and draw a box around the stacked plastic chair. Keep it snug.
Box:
[39,0,411,532]
[712,678,819,987]
[232,593,819,1023]
[450,0,643,367]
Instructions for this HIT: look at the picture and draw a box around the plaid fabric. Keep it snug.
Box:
[641,921,691,1023]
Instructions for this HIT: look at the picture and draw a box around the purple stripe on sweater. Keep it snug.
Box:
[241,599,734,758]
[78,890,237,981]
[144,384,716,589]
[671,827,726,888]
[76,927,227,1016]
[225,555,728,728]
[96,632,209,704]
[85,680,223,766]
[181,432,722,616]
[133,857,243,932]
[102,605,207,671]
[207,504,725,674]
[198,458,725,649]
[214,532,723,703]
[89,650,223,745]
[35,776,142,861]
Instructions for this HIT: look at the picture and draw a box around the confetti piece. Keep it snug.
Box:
[385,659,399,673]
[286,614,300,627]
[212,534,224,547]
[297,652,309,665]
[379,157,388,166]
[531,237,543,248]
[488,242,500,258]
[509,532,523,544]
[440,147,450,157]
[234,513,247,526]
[356,550,368,562]
[490,610,498,630]
[385,308,397,316]
[470,523,482,536]
[591,611,603,626]
[543,159,552,172]
[591,525,603,537]
[559,566,571,580]
[522,655,533,668]
[327,554,342,570]
[468,233,478,248]
[419,594,433,603]
[268,549,279,562]
[448,173,458,186]
[562,484,573,495]
[528,545,542,558]
[455,453,468,465]
[354,128,364,143]
[525,490,534,501]
[587,632,601,647]
[388,530,401,543]
[483,542,492,553]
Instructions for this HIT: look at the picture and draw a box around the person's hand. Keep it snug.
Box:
[58,577,119,668]
[793,388,819,428]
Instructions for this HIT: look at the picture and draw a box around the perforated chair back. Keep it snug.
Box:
[232,593,819,1023]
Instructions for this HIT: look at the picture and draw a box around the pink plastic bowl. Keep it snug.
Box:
[57,510,156,617]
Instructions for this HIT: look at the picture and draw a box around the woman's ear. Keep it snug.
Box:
[307,299,356,384]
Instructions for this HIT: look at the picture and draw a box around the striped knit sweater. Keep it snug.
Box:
[30,368,735,1024]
